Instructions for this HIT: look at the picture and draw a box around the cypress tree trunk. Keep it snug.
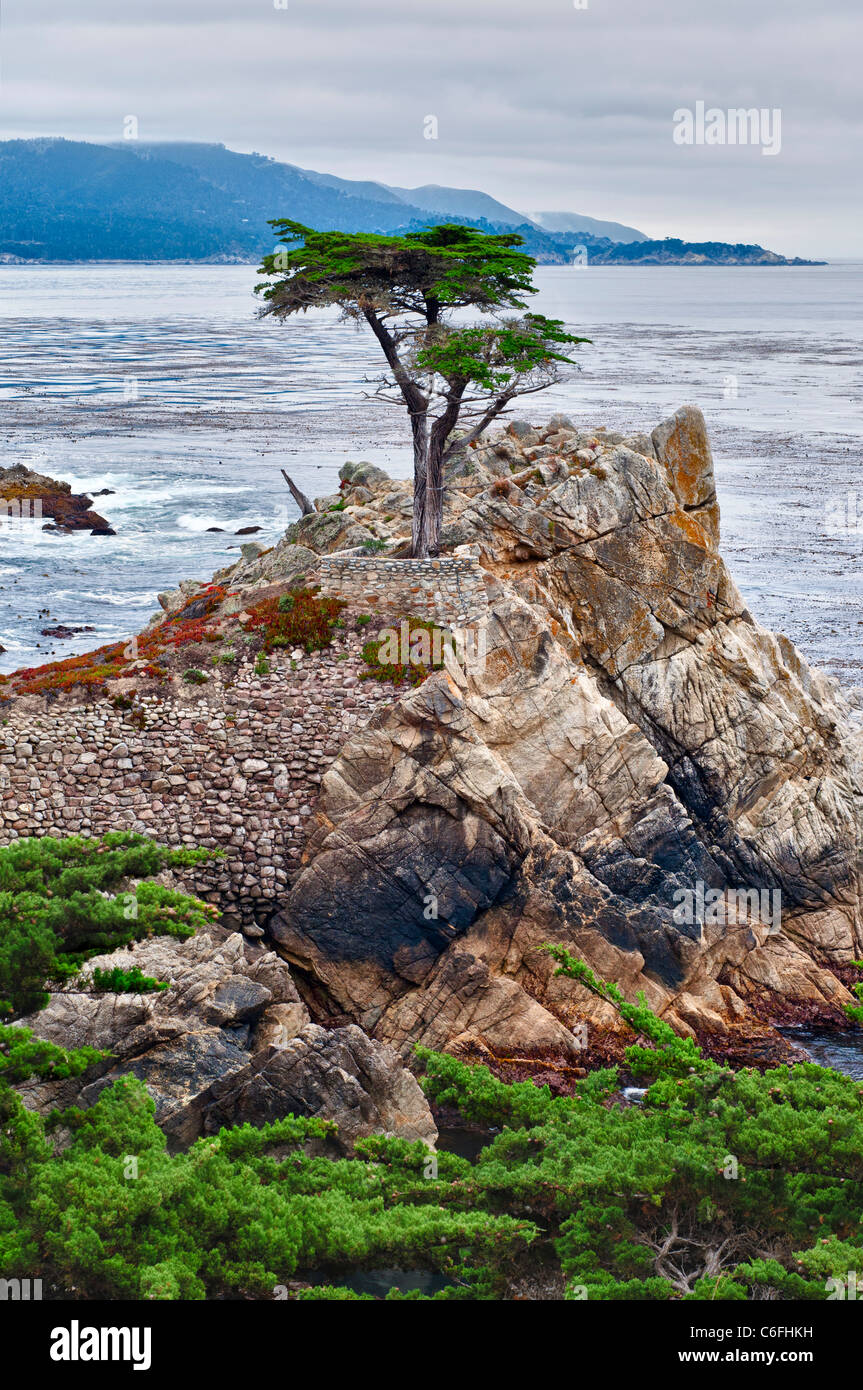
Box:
[411,417,441,559]
[412,433,444,558]
[412,391,463,558]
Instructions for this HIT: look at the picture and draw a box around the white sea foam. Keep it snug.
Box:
[54,589,159,608]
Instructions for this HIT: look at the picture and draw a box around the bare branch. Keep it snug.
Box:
[279,469,314,518]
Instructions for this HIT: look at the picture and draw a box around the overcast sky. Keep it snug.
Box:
[1,0,860,257]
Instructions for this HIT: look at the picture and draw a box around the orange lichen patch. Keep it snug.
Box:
[659,446,705,507]
[1,483,46,500]
[666,508,712,551]
[481,647,516,683]
[0,480,111,530]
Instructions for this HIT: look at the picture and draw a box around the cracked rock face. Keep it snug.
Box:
[269,407,863,1059]
[16,926,436,1150]
[15,405,863,1109]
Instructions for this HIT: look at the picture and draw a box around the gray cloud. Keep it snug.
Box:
[1,0,859,255]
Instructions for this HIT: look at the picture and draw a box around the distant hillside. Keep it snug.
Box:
[0,139,431,260]
[531,209,648,242]
[586,237,822,266]
[0,139,612,262]
[0,139,822,267]
[385,182,531,227]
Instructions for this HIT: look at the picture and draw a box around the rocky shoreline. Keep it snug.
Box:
[0,462,114,533]
[6,404,863,1141]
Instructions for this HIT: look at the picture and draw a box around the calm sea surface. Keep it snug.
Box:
[0,262,861,679]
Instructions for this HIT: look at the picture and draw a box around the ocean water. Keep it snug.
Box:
[0,262,861,679]
[788,1031,863,1081]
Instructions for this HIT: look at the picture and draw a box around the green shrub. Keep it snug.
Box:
[0,833,219,1017]
[2,930,863,1301]
[91,965,167,994]
[182,668,207,684]
[844,960,863,1025]
[360,616,446,688]
[417,958,863,1301]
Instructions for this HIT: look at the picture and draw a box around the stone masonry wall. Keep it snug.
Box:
[0,643,394,936]
[318,554,488,628]
[0,559,491,938]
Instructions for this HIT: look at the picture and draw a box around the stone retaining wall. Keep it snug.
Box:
[318,554,488,628]
[0,560,490,936]
[0,644,393,935]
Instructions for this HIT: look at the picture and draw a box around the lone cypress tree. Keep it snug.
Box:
[256,222,588,557]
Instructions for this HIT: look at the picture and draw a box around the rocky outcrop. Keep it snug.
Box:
[8,405,863,1089]
[0,464,113,532]
[16,925,436,1151]
[268,407,863,1061]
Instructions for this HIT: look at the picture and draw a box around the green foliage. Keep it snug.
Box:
[419,1021,863,1301]
[1,1076,532,1300]
[0,1024,102,1086]
[182,667,208,684]
[415,314,583,396]
[256,220,540,317]
[360,616,447,687]
[256,224,588,409]
[243,587,345,656]
[0,832,219,1017]
[255,221,590,556]
[3,896,862,1301]
[543,944,713,1079]
[0,831,528,1301]
[91,965,167,994]
[844,960,863,1025]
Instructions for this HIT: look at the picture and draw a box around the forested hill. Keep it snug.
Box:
[0,138,821,266]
